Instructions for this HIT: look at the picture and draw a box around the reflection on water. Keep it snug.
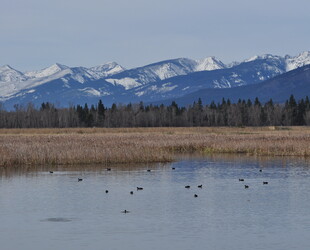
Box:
[0,162,166,178]
[0,155,310,250]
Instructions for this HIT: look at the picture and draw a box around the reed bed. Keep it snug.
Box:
[0,127,310,167]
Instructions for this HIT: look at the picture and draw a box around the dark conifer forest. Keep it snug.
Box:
[1,95,310,128]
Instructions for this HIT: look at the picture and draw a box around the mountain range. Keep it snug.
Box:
[1,51,310,109]
[157,64,310,106]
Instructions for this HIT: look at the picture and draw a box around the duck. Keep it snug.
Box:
[78,178,83,182]
[130,191,134,195]
[239,178,244,182]
[194,194,198,198]
[122,210,130,213]
[49,171,53,174]
[197,185,202,188]
[259,169,263,172]
[137,187,143,190]
[185,185,190,189]
[147,169,151,172]
[172,167,175,170]
[263,181,268,185]
[106,168,111,171]
[244,185,249,189]
[105,190,109,193]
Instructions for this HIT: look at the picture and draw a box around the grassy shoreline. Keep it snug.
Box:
[1,127,310,167]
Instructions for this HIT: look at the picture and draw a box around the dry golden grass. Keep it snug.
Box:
[0,127,310,167]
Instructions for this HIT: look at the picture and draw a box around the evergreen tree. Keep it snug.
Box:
[97,99,105,126]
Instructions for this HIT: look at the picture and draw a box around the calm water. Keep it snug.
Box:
[0,155,310,250]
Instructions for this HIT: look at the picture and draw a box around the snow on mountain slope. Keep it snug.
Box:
[150,59,195,80]
[105,57,226,90]
[24,62,125,80]
[0,65,28,82]
[1,51,310,108]
[0,62,125,101]
[286,51,310,71]
[105,58,195,89]
[158,64,310,106]
[244,54,284,63]
[127,55,288,101]
[62,62,125,83]
[0,68,74,100]
[105,78,141,90]
[243,52,310,72]
[195,57,226,71]
[89,62,125,78]
[25,63,69,78]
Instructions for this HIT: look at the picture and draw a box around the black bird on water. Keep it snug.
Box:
[130,191,134,195]
[263,182,269,185]
[105,190,109,193]
[147,169,151,172]
[122,210,130,213]
[49,171,53,174]
[172,167,175,170]
[78,178,83,182]
[239,179,244,182]
[244,185,249,189]
[106,168,111,171]
[137,187,143,190]
[198,185,202,188]
[194,194,198,198]
[185,185,190,189]
[259,169,263,172]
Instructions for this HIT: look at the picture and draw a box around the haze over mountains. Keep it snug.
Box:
[1,52,310,109]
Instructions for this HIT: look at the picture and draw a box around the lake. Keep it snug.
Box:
[0,155,310,250]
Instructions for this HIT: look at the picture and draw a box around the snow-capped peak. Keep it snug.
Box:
[286,51,310,71]
[244,54,283,63]
[90,62,125,78]
[105,58,197,90]
[195,56,226,71]
[298,51,310,58]
[0,65,28,82]
[51,63,69,71]
[0,64,14,71]
[105,57,228,90]
[25,63,69,78]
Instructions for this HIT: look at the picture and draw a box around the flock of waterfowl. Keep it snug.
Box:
[238,169,269,189]
[49,167,269,214]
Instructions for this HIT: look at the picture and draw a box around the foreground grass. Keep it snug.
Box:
[0,127,310,167]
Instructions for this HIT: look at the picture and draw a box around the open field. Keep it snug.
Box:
[0,127,310,167]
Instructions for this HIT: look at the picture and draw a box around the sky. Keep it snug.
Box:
[1,0,309,71]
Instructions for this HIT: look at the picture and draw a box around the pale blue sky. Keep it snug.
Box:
[1,0,309,71]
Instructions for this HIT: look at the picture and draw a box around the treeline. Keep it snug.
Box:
[1,95,310,128]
